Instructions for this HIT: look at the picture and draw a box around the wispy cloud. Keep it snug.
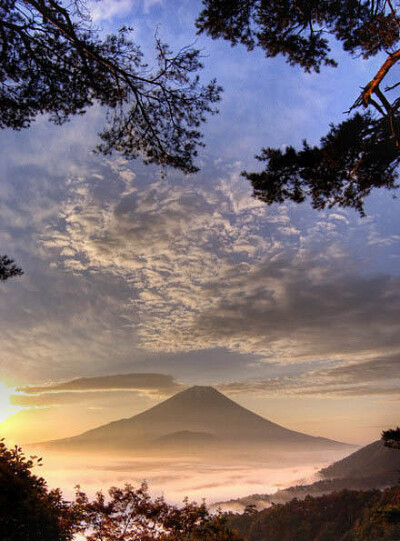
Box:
[86,0,163,23]
[220,354,400,398]
[20,373,182,395]
[86,0,137,22]
[192,262,400,361]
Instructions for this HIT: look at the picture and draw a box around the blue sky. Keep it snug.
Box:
[0,0,399,445]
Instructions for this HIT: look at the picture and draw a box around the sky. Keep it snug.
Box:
[0,0,399,449]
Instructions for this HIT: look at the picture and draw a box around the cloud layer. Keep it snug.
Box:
[20,373,182,395]
[1,140,399,407]
[219,353,400,398]
[37,157,400,372]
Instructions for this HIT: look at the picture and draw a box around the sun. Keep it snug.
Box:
[0,382,18,423]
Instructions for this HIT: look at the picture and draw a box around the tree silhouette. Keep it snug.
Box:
[0,255,23,281]
[2,0,222,174]
[382,427,400,450]
[197,0,400,213]
[74,482,243,540]
[245,113,399,215]
[0,440,77,540]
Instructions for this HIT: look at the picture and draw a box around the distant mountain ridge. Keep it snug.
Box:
[41,385,351,453]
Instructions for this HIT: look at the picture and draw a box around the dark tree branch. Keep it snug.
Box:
[0,255,23,281]
[1,0,222,173]
[197,0,400,212]
[353,48,400,109]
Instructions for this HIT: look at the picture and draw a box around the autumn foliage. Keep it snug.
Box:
[0,441,242,541]
[72,483,242,540]
[227,487,400,540]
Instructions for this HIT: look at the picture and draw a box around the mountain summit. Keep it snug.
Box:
[43,385,351,453]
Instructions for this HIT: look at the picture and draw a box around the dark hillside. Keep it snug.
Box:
[227,485,400,541]
[321,439,400,482]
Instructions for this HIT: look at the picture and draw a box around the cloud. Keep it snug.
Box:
[33,156,400,373]
[8,373,183,431]
[87,0,136,22]
[319,354,400,383]
[10,388,179,408]
[0,256,139,381]
[2,121,399,395]
[191,262,400,362]
[221,378,400,398]
[86,0,163,23]
[20,373,182,395]
[219,353,400,398]
[38,160,278,353]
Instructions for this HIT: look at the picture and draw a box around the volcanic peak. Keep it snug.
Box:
[178,385,224,398]
[41,384,352,452]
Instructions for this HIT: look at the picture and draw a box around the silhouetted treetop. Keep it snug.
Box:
[197,0,400,213]
[1,0,222,173]
[0,255,23,281]
[0,440,76,540]
[382,427,400,449]
[197,0,400,72]
[245,113,399,215]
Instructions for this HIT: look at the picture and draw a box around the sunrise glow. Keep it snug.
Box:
[0,382,18,423]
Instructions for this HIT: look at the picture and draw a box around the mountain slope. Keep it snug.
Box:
[320,439,400,481]
[43,385,350,452]
[213,438,400,512]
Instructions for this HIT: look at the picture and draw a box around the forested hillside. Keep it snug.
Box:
[227,486,400,541]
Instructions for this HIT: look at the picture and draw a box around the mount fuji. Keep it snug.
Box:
[42,386,352,453]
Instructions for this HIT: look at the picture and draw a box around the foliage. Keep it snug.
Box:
[1,0,222,174]
[0,440,77,540]
[197,0,399,71]
[382,426,400,449]
[244,113,399,215]
[0,255,23,281]
[0,441,242,540]
[348,485,400,541]
[197,0,400,213]
[73,482,243,540]
[227,486,400,541]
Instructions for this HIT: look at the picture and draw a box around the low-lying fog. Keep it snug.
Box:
[34,448,351,505]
